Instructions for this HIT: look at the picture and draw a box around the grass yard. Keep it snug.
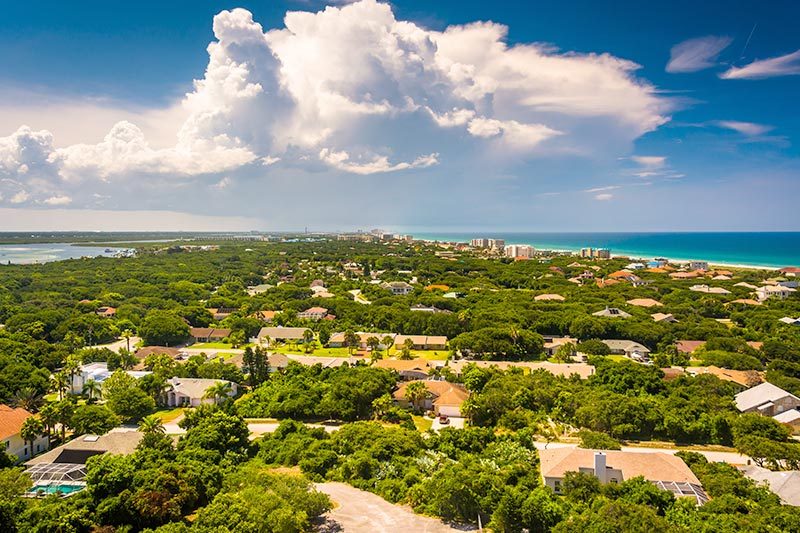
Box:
[189,342,253,349]
[153,407,185,423]
[412,415,433,432]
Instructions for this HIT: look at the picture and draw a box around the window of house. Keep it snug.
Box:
[610,478,618,484]
[554,480,561,493]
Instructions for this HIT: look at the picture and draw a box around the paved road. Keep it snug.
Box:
[91,336,141,353]
[533,441,751,465]
[315,482,476,533]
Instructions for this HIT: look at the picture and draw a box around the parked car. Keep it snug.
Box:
[439,414,450,424]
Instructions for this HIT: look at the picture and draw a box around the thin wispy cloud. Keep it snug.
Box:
[584,185,620,193]
[594,193,614,201]
[714,120,773,136]
[630,155,666,168]
[720,49,800,79]
[666,36,732,73]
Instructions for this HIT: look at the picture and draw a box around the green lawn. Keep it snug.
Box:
[412,415,433,432]
[189,342,253,349]
[153,407,185,423]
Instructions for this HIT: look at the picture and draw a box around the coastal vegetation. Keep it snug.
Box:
[0,237,799,530]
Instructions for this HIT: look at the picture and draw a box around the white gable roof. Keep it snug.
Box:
[735,382,799,412]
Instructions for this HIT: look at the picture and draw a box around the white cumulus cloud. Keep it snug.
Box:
[0,0,671,207]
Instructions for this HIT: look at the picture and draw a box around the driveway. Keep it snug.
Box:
[315,482,476,533]
[431,416,466,431]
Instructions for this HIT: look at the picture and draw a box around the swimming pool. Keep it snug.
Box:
[27,483,85,496]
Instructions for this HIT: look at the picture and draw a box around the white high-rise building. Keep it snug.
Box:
[505,244,534,258]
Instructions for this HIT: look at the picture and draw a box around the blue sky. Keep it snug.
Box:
[0,0,798,231]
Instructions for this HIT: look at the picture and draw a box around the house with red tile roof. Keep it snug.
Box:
[0,405,48,462]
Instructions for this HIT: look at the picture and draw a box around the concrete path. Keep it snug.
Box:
[315,482,476,533]
[533,441,751,465]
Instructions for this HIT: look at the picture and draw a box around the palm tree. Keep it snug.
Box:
[82,379,102,400]
[20,417,45,459]
[138,415,166,435]
[13,387,44,412]
[302,329,315,353]
[39,403,58,442]
[121,329,134,352]
[405,381,429,413]
[203,382,232,404]
[52,372,70,401]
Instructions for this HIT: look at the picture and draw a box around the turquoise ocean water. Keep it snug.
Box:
[410,232,800,269]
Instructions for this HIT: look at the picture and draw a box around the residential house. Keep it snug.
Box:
[734,282,759,290]
[95,306,116,317]
[373,359,433,380]
[297,306,331,321]
[592,307,632,318]
[393,380,469,417]
[165,377,237,407]
[728,299,761,306]
[740,465,800,506]
[774,410,800,433]
[756,285,797,302]
[685,366,763,387]
[779,317,800,326]
[689,285,731,295]
[734,382,800,416]
[535,293,566,302]
[438,360,595,380]
[381,281,414,296]
[652,313,678,323]
[393,334,448,350]
[246,284,273,296]
[328,332,396,350]
[625,263,646,270]
[25,429,143,495]
[69,363,151,395]
[249,310,278,322]
[601,339,651,361]
[539,448,708,504]
[627,298,663,308]
[189,327,231,343]
[543,336,579,357]
[676,340,706,354]
[409,304,452,314]
[207,307,236,321]
[255,326,313,345]
[0,405,49,462]
[670,271,701,280]
[227,352,289,373]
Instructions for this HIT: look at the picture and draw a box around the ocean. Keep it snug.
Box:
[410,232,800,269]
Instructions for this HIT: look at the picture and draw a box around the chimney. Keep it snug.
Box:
[594,452,607,483]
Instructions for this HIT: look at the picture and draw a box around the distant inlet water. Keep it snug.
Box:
[0,243,122,265]
[410,232,800,269]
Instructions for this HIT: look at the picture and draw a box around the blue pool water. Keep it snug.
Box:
[28,484,84,495]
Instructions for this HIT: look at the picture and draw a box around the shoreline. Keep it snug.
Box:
[418,238,785,271]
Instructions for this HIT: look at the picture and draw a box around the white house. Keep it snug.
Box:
[756,285,797,302]
[69,363,151,395]
[165,377,237,407]
[381,281,414,296]
[0,405,49,462]
[734,382,800,417]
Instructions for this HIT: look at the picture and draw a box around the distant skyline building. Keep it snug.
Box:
[471,238,489,248]
[580,247,611,259]
[488,239,505,250]
[505,244,534,258]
